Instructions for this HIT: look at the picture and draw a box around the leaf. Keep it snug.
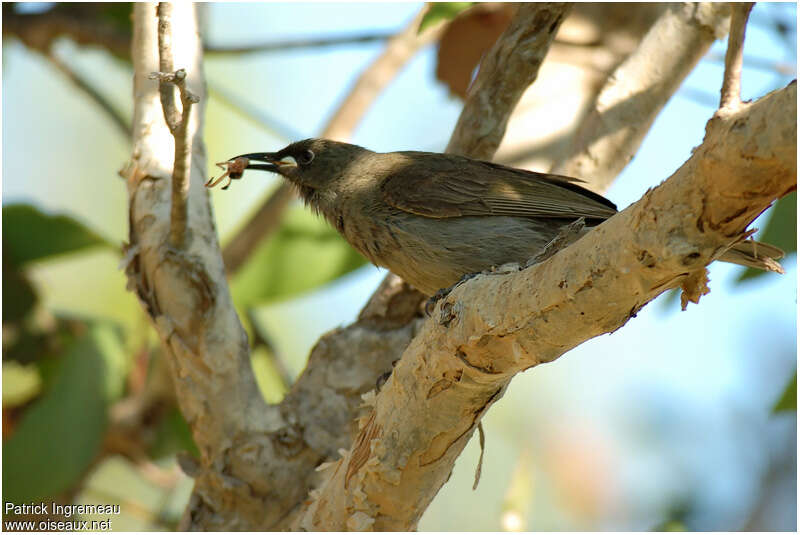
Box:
[419,2,474,33]
[3,204,112,267]
[149,407,200,460]
[2,324,127,502]
[230,206,367,309]
[773,372,796,412]
[737,192,796,282]
[3,253,37,323]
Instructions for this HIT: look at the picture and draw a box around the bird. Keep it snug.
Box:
[209,138,784,296]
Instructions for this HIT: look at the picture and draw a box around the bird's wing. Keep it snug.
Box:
[381,154,618,220]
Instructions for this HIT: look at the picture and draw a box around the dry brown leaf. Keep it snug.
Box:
[436,3,516,99]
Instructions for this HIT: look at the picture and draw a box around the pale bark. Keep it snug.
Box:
[495,3,669,172]
[296,81,796,532]
[446,2,572,159]
[719,3,754,110]
[551,3,731,191]
[124,3,277,530]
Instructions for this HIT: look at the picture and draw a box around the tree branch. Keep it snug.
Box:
[2,4,132,59]
[720,3,755,110]
[492,3,668,173]
[124,3,281,530]
[551,3,731,192]
[150,3,200,248]
[446,2,572,159]
[205,30,396,55]
[297,81,797,532]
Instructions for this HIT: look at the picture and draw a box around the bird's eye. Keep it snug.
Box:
[299,149,315,165]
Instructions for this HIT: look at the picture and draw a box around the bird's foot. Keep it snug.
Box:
[525,217,586,268]
[424,263,522,316]
[375,359,400,392]
[425,272,481,316]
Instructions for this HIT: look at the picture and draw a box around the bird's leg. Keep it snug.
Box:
[525,217,587,268]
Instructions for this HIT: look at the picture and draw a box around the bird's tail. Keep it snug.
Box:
[718,240,785,273]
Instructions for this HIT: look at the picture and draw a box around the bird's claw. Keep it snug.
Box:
[425,272,481,316]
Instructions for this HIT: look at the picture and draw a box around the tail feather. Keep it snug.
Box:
[719,240,785,274]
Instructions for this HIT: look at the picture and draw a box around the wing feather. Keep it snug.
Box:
[381,153,617,221]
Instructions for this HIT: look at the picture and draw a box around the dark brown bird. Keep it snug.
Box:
[217,139,783,296]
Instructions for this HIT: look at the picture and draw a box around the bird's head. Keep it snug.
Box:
[231,139,372,208]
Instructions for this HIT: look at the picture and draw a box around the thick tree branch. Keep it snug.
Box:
[297,81,796,532]
[124,3,282,530]
[551,3,731,192]
[446,2,572,159]
[494,4,668,172]
[720,3,755,110]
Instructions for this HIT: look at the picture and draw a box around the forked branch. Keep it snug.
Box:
[151,2,200,248]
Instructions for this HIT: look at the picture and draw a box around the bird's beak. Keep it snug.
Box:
[231,152,296,172]
[206,151,295,189]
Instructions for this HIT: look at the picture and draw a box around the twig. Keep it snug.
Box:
[46,50,131,138]
[446,3,572,159]
[221,6,443,274]
[151,2,200,248]
[204,31,396,55]
[720,3,755,110]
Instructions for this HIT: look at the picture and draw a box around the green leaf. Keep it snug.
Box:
[3,253,37,323]
[2,324,127,502]
[3,204,112,267]
[230,206,367,309]
[419,2,474,32]
[738,192,796,282]
[773,372,796,412]
[149,407,199,460]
